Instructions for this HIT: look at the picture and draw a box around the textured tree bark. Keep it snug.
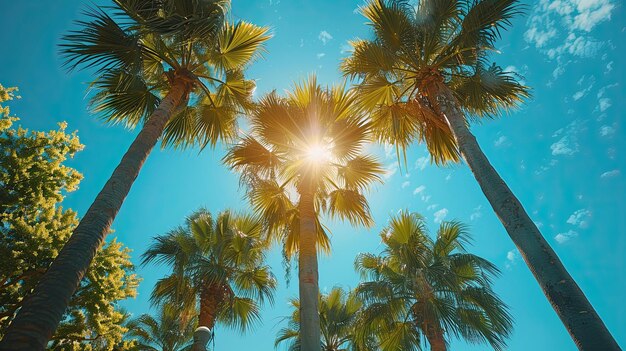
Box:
[424,323,446,351]
[192,284,221,351]
[0,80,190,351]
[298,182,321,351]
[431,82,620,351]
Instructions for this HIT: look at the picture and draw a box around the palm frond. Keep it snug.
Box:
[451,62,530,118]
[337,155,384,190]
[90,68,160,128]
[212,21,271,70]
[60,6,142,72]
[327,189,374,227]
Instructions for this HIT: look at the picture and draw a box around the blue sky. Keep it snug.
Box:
[1,0,624,350]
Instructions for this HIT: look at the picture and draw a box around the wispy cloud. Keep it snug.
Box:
[340,42,352,54]
[383,162,398,179]
[555,230,578,244]
[318,30,333,45]
[550,119,584,156]
[413,185,426,195]
[434,208,449,223]
[401,181,410,189]
[470,205,482,221]
[494,135,511,148]
[505,249,519,270]
[600,125,615,137]
[415,156,429,171]
[566,209,591,228]
[600,169,620,178]
[525,0,616,82]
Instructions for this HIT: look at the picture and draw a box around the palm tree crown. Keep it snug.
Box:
[225,76,384,351]
[62,0,271,149]
[342,0,528,163]
[355,211,512,351]
[341,3,621,349]
[141,209,277,334]
[275,287,372,351]
[224,76,384,256]
[125,307,195,351]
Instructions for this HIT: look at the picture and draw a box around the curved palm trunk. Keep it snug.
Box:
[192,284,221,351]
[432,83,620,350]
[0,80,190,350]
[298,184,321,351]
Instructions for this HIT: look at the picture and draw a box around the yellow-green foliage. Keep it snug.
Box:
[0,84,140,350]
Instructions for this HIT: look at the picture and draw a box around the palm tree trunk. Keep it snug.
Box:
[432,82,620,350]
[298,182,321,351]
[423,323,446,351]
[192,284,221,351]
[0,80,190,351]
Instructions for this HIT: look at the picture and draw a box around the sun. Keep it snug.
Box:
[305,143,332,164]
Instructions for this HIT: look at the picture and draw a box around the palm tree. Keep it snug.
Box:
[275,287,374,351]
[141,209,276,351]
[341,1,618,348]
[224,76,384,351]
[124,307,195,351]
[355,211,512,351]
[1,1,270,349]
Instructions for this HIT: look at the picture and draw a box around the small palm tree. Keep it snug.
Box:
[275,287,374,351]
[224,76,384,351]
[125,307,195,351]
[2,1,270,348]
[355,211,512,351]
[342,1,618,348]
[141,209,276,351]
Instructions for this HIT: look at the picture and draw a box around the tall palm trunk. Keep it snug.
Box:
[430,82,620,350]
[192,284,221,351]
[0,80,191,351]
[298,182,321,351]
[423,323,446,351]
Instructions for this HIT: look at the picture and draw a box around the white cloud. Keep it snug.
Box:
[571,0,615,31]
[551,136,578,155]
[550,120,583,156]
[384,143,395,160]
[525,0,615,81]
[427,204,439,211]
[600,169,620,178]
[401,181,410,189]
[318,30,333,45]
[505,249,519,270]
[555,230,578,244]
[415,156,429,171]
[494,135,511,147]
[507,250,517,262]
[434,208,449,223]
[413,185,426,195]
[470,205,482,221]
[572,76,594,100]
[566,209,591,228]
[597,98,611,112]
[383,163,398,179]
[340,42,352,54]
[600,125,615,137]
[316,53,326,59]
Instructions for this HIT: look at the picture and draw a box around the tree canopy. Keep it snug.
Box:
[0,84,139,350]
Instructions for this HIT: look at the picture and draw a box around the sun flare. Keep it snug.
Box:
[305,143,332,164]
